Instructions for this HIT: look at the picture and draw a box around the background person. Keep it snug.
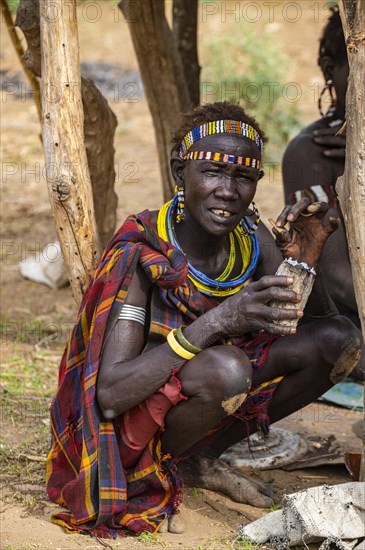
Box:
[282,7,364,379]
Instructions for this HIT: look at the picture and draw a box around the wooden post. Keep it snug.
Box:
[16,0,118,248]
[337,0,365,481]
[39,0,101,302]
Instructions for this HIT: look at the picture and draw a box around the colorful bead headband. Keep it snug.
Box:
[178,119,263,158]
[183,151,262,170]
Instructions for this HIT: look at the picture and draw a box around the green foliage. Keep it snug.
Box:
[0,414,49,508]
[269,503,283,512]
[137,531,167,546]
[201,24,302,162]
[229,537,260,550]
[188,487,204,497]
[6,0,20,12]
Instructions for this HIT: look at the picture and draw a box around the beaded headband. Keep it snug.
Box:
[183,151,262,170]
[178,119,263,158]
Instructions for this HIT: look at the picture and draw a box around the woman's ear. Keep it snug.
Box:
[170,156,185,187]
[319,55,335,82]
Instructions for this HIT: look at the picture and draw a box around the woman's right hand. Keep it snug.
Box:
[313,123,346,158]
[217,275,303,337]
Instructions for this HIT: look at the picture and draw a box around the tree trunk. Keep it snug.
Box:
[119,0,199,200]
[15,0,118,248]
[173,0,200,107]
[39,0,101,302]
[1,0,42,121]
[82,80,118,247]
[337,0,365,482]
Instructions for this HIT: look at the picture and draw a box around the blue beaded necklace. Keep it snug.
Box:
[159,195,260,297]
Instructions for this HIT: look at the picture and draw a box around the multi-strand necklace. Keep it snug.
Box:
[157,195,260,297]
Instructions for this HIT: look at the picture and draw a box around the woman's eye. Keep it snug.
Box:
[237,173,255,183]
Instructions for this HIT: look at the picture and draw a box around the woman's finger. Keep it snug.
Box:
[272,226,290,243]
[286,197,311,222]
[275,205,291,228]
[252,275,294,291]
[263,305,303,321]
[259,286,301,304]
[303,201,329,217]
[323,216,340,234]
[264,322,297,336]
[323,148,346,158]
[313,126,344,136]
[313,135,345,147]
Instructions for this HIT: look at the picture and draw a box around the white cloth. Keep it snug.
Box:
[238,482,365,549]
[19,241,69,289]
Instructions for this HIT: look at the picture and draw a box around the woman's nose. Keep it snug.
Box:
[215,174,238,198]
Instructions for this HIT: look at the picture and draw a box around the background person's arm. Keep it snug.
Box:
[282,135,358,319]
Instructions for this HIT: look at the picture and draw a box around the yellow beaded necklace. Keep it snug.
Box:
[157,198,258,297]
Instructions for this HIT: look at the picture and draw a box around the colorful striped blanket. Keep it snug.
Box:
[46,210,281,538]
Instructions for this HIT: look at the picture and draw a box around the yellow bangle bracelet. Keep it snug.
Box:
[167,329,195,360]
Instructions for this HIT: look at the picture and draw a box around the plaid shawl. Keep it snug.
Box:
[46,210,221,538]
[46,210,281,538]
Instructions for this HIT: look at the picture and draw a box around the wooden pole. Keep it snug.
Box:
[1,0,42,121]
[15,0,118,248]
[39,0,101,302]
[337,0,365,482]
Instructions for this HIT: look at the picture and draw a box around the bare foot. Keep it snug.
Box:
[178,454,275,508]
[158,514,185,534]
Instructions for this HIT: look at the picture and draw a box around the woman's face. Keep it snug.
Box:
[181,133,261,237]
[320,55,349,114]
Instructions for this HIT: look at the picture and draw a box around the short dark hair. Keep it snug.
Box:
[318,7,347,65]
[171,102,267,155]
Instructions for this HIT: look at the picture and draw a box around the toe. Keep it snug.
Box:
[248,477,276,500]
[158,519,168,533]
[236,480,274,508]
[168,514,185,534]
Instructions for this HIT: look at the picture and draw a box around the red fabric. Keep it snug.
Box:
[116,375,188,469]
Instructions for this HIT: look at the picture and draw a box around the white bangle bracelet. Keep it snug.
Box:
[118,304,146,326]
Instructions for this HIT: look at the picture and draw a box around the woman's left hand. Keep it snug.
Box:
[272,198,340,267]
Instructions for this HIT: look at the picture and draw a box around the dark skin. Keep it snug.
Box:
[282,53,364,377]
[97,133,360,517]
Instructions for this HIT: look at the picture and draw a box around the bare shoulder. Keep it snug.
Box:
[124,260,152,308]
[283,120,334,197]
[284,121,325,165]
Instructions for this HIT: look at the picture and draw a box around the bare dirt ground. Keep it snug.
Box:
[1,2,363,549]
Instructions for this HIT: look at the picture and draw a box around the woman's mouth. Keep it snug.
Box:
[210,208,234,219]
